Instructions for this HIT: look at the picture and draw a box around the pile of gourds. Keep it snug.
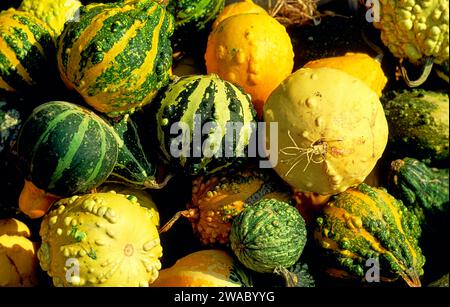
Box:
[0,0,448,288]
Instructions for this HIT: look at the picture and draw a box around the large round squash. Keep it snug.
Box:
[205,13,294,117]
[264,67,389,195]
[38,192,163,287]
[150,249,252,287]
[57,0,174,117]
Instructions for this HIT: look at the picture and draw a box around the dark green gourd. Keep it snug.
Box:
[17,101,119,196]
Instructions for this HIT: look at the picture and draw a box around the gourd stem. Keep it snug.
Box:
[159,209,194,234]
[361,27,384,63]
[144,173,174,190]
[274,266,298,287]
[401,57,434,88]
[400,270,421,288]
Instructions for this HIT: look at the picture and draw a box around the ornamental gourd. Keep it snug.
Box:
[314,183,425,287]
[168,0,225,32]
[382,90,449,167]
[38,192,163,287]
[0,218,39,287]
[205,12,294,117]
[151,249,252,287]
[230,198,307,273]
[302,53,388,97]
[160,168,291,245]
[373,0,449,86]
[211,0,268,30]
[264,67,389,195]
[19,0,82,39]
[57,0,174,117]
[155,74,257,176]
[0,9,54,94]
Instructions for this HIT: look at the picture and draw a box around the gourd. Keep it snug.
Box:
[303,53,388,97]
[19,0,82,39]
[230,198,307,273]
[107,114,171,189]
[38,191,163,287]
[0,8,54,94]
[373,0,449,86]
[382,90,449,167]
[150,249,252,287]
[388,157,449,225]
[57,0,174,117]
[205,12,294,117]
[0,218,39,287]
[314,183,425,287]
[211,0,268,30]
[155,74,257,176]
[428,274,449,287]
[17,101,119,197]
[160,168,291,245]
[264,67,388,195]
[98,183,160,227]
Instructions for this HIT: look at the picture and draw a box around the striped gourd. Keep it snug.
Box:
[314,183,425,287]
[17,101,119,197]
[230,198,307,273]
[0,9,54,94]
[168,0,225,32]
[156,74,257,176]
[107,114,161,189]
[57,0,174,117]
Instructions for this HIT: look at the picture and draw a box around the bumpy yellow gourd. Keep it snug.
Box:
[0,218,39,287]
[150,249,251,287]
[212,0,268,30]
[303,53,388,97]
[205,13,294,118]
[38,192,163,287]
[264,67,388,195]
[19,0,82,38]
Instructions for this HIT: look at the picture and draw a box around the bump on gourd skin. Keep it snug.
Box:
[0,218,39,287]
[187,168,292,246]
[382,90,449,167]
[314,183,425,287]
[388,157,449,225]
[37,192,163,287]
[230,198,307,273]
[373,0,449,65]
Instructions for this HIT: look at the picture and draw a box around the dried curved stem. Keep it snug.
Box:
[400,57,434,88]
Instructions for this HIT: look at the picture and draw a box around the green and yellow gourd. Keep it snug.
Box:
[57,0,174,117]
[314,183,425,287]
[160,168,291,245]
[0,8,54,94]
[17,101,119,197]
[19,0,82,39]
[382,90,449,167]
[155,74,257,176]
[388,157,449,226]
[38,191,163,286]
[230,198,307,273]
[373,0,449,86]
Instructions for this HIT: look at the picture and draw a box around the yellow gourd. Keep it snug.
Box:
[150,249,252,287]
[205,13,294,118]
[212,0,268,30]
[0,218,39,287]
[303,53,388,97]
[264,67,389,195]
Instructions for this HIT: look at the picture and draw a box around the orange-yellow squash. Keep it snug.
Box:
[212,0,268,30]
[205,13,294,118]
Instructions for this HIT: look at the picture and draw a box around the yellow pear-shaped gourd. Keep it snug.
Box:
[264,67,388,195]
[0,218,39,287]
[150,249,251,287]
[38,192,163,287]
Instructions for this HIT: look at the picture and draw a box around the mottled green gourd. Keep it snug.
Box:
[156,74,257,176]
[107,114,160,189]
[17,101,119,197]
[0,8,54,94]
[230,198,307,273]
[382,90,449,167]
[388,157,449,225]
[57,0,174,117]
[168,0,224,32]
[314,183,425,287]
